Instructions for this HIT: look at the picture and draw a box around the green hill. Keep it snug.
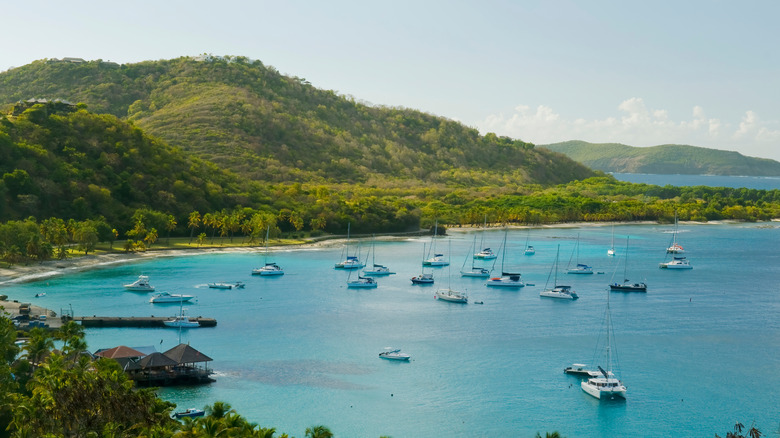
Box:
[540,140,780,176]
[0,56,595,186]
[0,102,256,226]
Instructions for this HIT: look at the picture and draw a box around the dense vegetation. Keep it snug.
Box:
[0,318,345,437]
[0,56,595,185]
[1,101,780,267]
[541,140,780,176]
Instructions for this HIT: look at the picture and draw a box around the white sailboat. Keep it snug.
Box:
[659,256,693,269]
[566,233,594,274]
[362,235,396,276]
[474,215,497,260]
[335,223,365,269]
[461,233,491,278]
[423,221,449,266]
[523,228,535,255]
[346,273,378,288]
[581,290,627,400]
[163,305,200,328]
[486,228,525,288]
[435,241,468,303]
[411,243,434,284]
[252,225,284,276]
[610,237,647,292]
[607,225,616,257]
[540,245,578,300]
[666,211,685,254]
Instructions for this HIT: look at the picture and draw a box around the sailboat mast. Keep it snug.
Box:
[623,237,629,280]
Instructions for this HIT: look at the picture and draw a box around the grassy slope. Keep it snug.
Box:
[540,140,780,176]
[0,57,595,186]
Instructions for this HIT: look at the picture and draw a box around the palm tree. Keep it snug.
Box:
[188,211,201,244]
[165,214,177,244]
[22,327,54,372]
[305,425,333,438]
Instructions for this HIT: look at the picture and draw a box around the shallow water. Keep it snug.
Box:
[4,223,779,437]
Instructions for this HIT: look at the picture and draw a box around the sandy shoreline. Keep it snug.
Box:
[0,219,757,287]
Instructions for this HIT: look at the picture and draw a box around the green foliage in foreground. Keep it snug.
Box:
[0,318,305,437]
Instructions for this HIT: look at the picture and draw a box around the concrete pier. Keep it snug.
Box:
[74,316,217,328]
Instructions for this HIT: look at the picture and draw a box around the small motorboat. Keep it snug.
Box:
[207,282,244,289]
[163,315,200,328]
[34,292,46,298]
[379,347,411,361]
[124,275,155,292]
[564,363,599,377]
[173,408,205,419]
[149,292,195,303]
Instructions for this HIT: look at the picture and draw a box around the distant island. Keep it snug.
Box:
[540,140,780,176]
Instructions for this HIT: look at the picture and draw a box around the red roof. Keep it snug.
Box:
[94,345,146,359]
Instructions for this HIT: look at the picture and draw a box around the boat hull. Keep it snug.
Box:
[461,271,490,278]
[435,289,468,303]
[659,262,693,269]
[150,295,195,303]
[379,353,410,361]
[581,380,627,400]
[253,269,284,276]
[347,282,378,288]
[540,290,578,299]
[163,321,200,328]
[124,286,155,292]
[566,269,593,275]
[610,284,647,292]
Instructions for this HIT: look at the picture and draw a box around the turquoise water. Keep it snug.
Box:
[611,172,780,190]
[3,223,780,437]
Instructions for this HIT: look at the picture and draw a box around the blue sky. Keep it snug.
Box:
[3,0,779,160]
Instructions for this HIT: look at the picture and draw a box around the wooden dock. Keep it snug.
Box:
[73,316,217,328]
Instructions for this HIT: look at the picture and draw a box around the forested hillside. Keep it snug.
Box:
[0,102,254,224]
[0,56,594,185]
[541,140,780,176]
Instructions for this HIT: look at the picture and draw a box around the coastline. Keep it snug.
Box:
[0,219,761,287]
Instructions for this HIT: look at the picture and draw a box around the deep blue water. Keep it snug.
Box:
[611,172,780,190]
[3,223,780,437]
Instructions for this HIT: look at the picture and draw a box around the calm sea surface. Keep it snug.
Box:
[3,223,780,437]
[611,172,780,190]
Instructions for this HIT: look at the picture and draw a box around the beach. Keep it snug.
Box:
[0,221,698,287]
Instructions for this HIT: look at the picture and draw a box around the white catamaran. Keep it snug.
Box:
[580,290,627,400]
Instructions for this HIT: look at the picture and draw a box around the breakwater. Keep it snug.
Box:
[73,316,217,328]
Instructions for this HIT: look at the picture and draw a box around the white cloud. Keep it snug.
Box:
[478,98,780,161]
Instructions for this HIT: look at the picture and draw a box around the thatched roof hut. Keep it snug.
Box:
[164,343,213,365]
[138,352,178,369]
